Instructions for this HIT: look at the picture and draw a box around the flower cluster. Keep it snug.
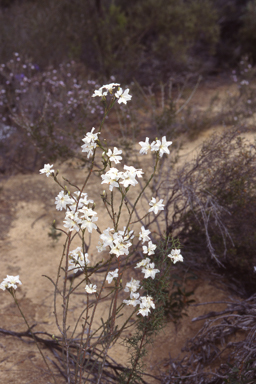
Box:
[123,277,156,317]
[92,83,132,105]
[106,268,119,284]
[137,295,155,317]
[63,192,98,233]
[101,165,143,191]
[45,188,98,235]
[120,225,160,316]
[136,226,160,279]
[92,82,120,97]
[139,136,172,157]
[81,127,100,158]
[0,275,22,291]
[99,225,158,318]
[97,227,134,258]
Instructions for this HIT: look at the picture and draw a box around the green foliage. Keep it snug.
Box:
[164,273,196,323]
[48,223,61,243]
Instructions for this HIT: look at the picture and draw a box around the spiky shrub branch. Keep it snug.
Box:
[162,293,256,384]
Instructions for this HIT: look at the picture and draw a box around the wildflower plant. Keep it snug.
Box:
[1,83,183,383]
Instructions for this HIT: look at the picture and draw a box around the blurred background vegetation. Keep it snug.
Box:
[0,0,256,84]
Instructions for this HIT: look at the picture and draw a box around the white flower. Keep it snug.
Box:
[139,137,151,155]
[63,212,81,232]
[55,191,74,211]
[96,241,107,253]
[80,196,94,207]
[99,227,114,248]
[92,88,107,98]
[68,247,89,273]
[39,164,54,177]
[142,241,157,255]
[110,235,131,257]
[119,173,137,188]
[92,83,120,97]
[168,249,183,264]
[82,127,100,144]
[124,277,141,293]
[0,275,22,290]
[79,207,97,219]
[79,193,94,207]
[69,199,80,212]
[81,141,97,158]
[110,243,124,257]
[85,284,97,294]
[81,128,100,158]
[123,292,140,307]
[106,269,119,284]
[0,280,8,291]
[106,147,122,164]
[151,136,172,157]
[123,165,143,179]
[137,295,155,316]
[119,165,143,188]
[142,263,160,279]
[101,83,120,93]
[101,168,122,191]
[80,216,98,233]
[140,295,155,310]
[118,227,134,241]
[139,226,151,244]
[137,307,151,317]
[115,88,132,104]
[135,257,151,269]
[148,197,164,214]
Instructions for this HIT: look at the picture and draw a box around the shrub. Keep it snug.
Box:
[143,128,256,296]
[162,292,256,383]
